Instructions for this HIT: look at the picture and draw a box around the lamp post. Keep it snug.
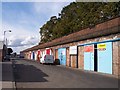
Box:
[4,30,11,45]
[3,30,12,58]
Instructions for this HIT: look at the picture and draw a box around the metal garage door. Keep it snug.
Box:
[84,45,94,71]
[97,42,112,74]
[58,48,66,65]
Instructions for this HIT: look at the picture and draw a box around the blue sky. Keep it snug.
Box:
[1,1,75,53]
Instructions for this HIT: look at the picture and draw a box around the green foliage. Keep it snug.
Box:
[40,2,119,43]
[7,48,13,55]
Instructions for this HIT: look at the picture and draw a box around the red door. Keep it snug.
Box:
[37,50,40,62]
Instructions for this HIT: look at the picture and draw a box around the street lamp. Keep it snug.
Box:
[3,30,12,61]
[4,30,11,45]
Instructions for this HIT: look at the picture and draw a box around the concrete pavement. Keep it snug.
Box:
[13,59,119,89]
[0,60,16,90]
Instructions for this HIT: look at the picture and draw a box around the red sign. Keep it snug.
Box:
[37,50,41,61]
[46,49,50,55]
[38,50,40,55]
[84,45,94,52]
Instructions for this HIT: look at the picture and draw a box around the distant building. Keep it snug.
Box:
[0,41,8,62]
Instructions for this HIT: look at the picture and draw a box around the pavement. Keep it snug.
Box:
[0,60,16,90]
[0,59,119,89]
[13,59,119,89]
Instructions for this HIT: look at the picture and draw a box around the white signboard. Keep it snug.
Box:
[69,46,77,55]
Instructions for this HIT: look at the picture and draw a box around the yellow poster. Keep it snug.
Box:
[97,43,106,49]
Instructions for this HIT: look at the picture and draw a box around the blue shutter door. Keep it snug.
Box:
[58,49,62,65]
[84,45,94,71]
[97,42,112,74]
[58,48,66,65]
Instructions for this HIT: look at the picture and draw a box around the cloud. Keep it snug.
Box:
[0,2,2,41]
[8,37,24,47]
[11,45,35,54]
[33,2,72,18]
[32,2,74,28]
[21,36,39,45]
[7,35,39,54]
[1,2,74,53]
[8,35,39,47]
[2,22,39,53]
[2,22,40,37]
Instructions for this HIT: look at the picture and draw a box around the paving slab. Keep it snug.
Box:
[0,61,16,90]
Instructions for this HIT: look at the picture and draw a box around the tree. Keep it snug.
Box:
[39,2,119,43]
[7,48,13,55]
[40,16,58,43]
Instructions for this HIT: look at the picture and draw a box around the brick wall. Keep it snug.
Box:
[66,48,70,67]
[78,46,84,70]
[118,41,120,79]
[55,49,58,59]
[70,55,77,68]
[52,33,120,77]
[113,42,119,77]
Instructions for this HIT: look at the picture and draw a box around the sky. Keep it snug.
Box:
[1,0,75,54]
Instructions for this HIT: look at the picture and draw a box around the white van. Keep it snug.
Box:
[40,54,54,64]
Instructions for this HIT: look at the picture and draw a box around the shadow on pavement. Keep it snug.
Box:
[14,63,48,82]
[2,62,13,81]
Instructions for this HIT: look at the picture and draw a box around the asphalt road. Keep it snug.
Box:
[13,59,118,89]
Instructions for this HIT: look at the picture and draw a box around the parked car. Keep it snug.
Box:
[40,54,54,64]
[19,55,24,58]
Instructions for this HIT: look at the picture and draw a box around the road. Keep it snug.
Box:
[13,59,118,89]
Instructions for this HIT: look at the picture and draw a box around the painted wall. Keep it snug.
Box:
[58,48,66,65]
